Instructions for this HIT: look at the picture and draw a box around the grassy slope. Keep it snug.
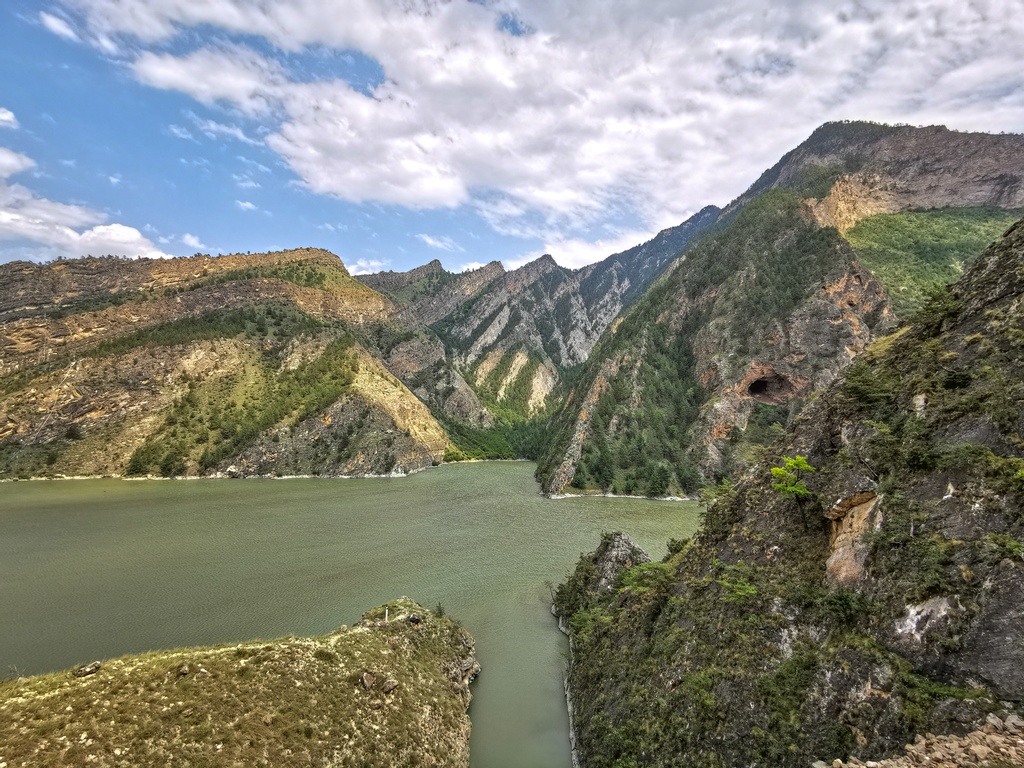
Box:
[845,207,1022,317]
[0,600,476,768]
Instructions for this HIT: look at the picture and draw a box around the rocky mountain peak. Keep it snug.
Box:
[730,121,1024,232]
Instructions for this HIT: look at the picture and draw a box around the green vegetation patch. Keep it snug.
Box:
[442,415,549,462]
[89,304,326,361]
[127,333,356,476]
[845,207,1021,318]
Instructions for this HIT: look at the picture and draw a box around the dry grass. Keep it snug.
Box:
[0,599,477,768]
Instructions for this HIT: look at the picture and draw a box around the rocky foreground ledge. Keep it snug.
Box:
[820,713,1024,767]
[0,599,478,768]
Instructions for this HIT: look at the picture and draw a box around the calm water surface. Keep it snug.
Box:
[0,462,700,767]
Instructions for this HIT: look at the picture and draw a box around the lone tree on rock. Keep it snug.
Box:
[771,455,816,528]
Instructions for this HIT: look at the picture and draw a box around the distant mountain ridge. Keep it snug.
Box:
[732,121,1024,231]
[0,249,452,479]
[0,205,718,478]
[356,205,719,417]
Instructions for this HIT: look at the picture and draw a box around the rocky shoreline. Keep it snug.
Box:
[552,604,582,768]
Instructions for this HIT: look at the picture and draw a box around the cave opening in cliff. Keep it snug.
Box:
[747,373,795,404]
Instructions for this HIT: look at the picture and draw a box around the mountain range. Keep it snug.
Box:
[1,121,1022,488]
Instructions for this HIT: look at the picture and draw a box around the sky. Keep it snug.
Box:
[1,1,1023,274]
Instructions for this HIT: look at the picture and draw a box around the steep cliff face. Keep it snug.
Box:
[0,600,478,768]
[540,123,1024,495]
[555,218,1024,767]
[0,250,451,479]
[539,189,895,495]
[690,257,894,477]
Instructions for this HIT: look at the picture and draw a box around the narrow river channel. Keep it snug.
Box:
[0,462,700,767]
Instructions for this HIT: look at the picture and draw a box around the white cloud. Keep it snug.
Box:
[416,233,463,252]
[108,174,121,185]
[181,233,206,249]
[458,261,486,272]
[0,108,18,129]
[167,124,194,140]
[0,147,35,179]
[237,155,271,173]
[235,199,256,210]
[233,174,260,188]
[54,0,1024,265]
[348,257,388,274]
[40,11,79,42]
[133,45,284,115]
[507,227,661,271]
[0,148,170,261]
[188,112,261,145]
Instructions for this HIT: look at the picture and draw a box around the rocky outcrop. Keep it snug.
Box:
[355,258,447,298]
[587,533,651,592]
[690,259,895,476]
[555,216,1024,767]
[0,599,478,768]
[825,492,882,585]
[384,261,505,328]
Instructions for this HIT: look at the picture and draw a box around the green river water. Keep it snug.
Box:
[0,462,700,767]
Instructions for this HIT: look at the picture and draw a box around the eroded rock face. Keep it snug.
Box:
[357,207,719,419]
[729,122,1024,233]
[825,492,881,585]
[591,533,652,592]
[691,260,894,477]
[894,596,964,645]
[383,336,492,428]
[747,372,796,404]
